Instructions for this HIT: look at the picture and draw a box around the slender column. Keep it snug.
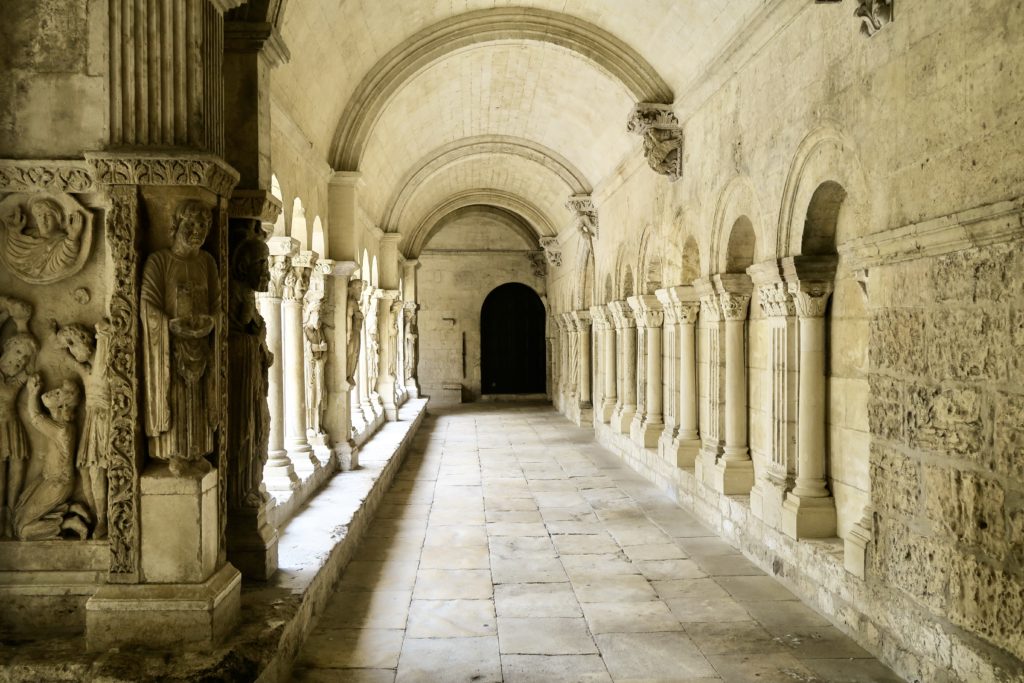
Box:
[281,251,316,475]
[781,254,838,539]
[260,239,299,492]
[590,305,616,423]
[610,301,636,433]
[573,311,593,410]
[670,289,701,467]
[711,274,754,495]
[655,289,677,455]
[375,290,402,420]
[693,278,722,483]
[629,295,663,448]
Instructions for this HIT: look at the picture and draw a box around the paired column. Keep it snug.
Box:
[590,305,616,423]
[669,287,701,466]
[628,295,664,448]
[609,301,637,434]
[260,237,300,492]
[655,289,678,457]
[781,255,838,539]
[710,274,755,495]
[694,278,723,483]
[572,310,593,413]
[282,251,317,475]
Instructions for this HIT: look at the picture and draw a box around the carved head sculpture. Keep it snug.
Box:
[304,300,321,329]
[169,200,212,255]
[231,236,271,293]
[55,323,96,366]
[28,198,65,238]
[0,333,39,377]
[41,379,81,424]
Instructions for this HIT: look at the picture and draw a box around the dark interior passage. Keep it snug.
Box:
[480,282,546,394]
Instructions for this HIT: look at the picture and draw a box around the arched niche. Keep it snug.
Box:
[681,236,701,284]
[725,216,756,274]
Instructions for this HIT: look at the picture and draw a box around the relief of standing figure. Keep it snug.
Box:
[303,301,328,437]
[0,297,36,538]
[140,200,220,477]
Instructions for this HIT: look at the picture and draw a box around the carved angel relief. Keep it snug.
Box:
[0,193,94,284]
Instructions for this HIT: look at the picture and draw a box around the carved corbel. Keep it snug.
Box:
[565,195,599,239]
[539,237,562,267]
[527,252,548,278]
[627,103,684,182]
[816,0,893,37]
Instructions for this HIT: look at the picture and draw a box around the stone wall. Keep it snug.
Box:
[869,240,1024,664]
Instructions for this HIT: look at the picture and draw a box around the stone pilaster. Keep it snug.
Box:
[282,251,317,475]
[571,310,593,425]
[655,289,678,456]
[628,295,664,448]
[375,290,402,421]
[693,277,723,483]
[320,261,360,470]
[590,305,617,423]
[668,287,701,467]
[608,300,637,434]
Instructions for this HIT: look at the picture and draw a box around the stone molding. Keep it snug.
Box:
[0,159,95,192]
[838,196,1024,269]
[539,237,562,267]
[224,21,291,66]
[627,103,684,181]
[565,194,598,239]
[84,152,240,198]
[229,189,283,222]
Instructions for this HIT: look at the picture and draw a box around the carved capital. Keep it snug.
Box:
[627,295,663,329]
[609,300,635,329]
[589,304,612,329]
[627,103,684,182]
[718,292,751,321]
[229,189,283,222]
[571,310,592,332]
[757,282,796,318]
[674,302,701,325]
[788,282,833,318]
[539,237,562,267]
[262,254,291,299]
[565,194,598,239]
[285,252,316,302]
[527,251,548,278]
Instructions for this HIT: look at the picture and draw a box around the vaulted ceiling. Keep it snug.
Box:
[269,0,764,251]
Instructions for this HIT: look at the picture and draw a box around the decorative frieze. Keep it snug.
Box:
[565,195,598,239]
[0,160,95,193]
[627,103,684,181]
[85,153,239,198]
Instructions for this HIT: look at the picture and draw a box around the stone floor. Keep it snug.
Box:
[291,403,903,683]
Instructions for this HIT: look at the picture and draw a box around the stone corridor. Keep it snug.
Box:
[291,404,901,682]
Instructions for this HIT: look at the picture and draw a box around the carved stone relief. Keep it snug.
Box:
[540,237,562,267]
[403,304,418,383]
[0,193,94,285]
[627,103,684,181]
[303,264,329,438]
[528,252,548,278]
[346,280,365,387]
[140,200,220,477]
[566,195,599,239]
[0,297,37,539]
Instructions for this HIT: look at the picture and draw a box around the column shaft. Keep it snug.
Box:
[794,311,829,497]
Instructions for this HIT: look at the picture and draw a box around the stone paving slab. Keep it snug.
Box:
[290,402,903,682]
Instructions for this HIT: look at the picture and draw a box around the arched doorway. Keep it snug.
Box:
[480,282,546,394]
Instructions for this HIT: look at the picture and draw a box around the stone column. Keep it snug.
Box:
[746,259,797,527]
[375,290,402,420]
[574,311,593,408]
[781,255,838,539]
[590,305,616,423]
[609,301,637,433]
[629,295,664,448]
[321,261,360,471]
[693,278,723,484]
[655,289,678,457]
[669,287,701,467]
[282,251,317,475]
[710,274,755,495]
[259,237,300,492]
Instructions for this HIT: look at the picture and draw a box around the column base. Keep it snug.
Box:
[263,451,300,494]
[141,462,218,583]
[612,406,635,434]
[287,442,319,477]
[664,436,701,468]
[85,563,241,652]
[781,493,837,539]
[695,443,722,485]
[226,505,279,581]
[844,511,874,579]
[709,458,755,495]
[750,477,787,529]
[308,432,333,468]
[631,417,663,449]
[598,398,616,423]
[334,441,359,471]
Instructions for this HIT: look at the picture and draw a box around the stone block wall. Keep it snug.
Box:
[869,241,1024,663]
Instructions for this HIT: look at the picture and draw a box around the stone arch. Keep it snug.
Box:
[777,125,870,257]
[418,205,539,253]
[724,217,757,274]
[329,7,674,170]
[403,190,554,258]
[637,227,664,295]
[710,176,766,274]
[381,136,592,231]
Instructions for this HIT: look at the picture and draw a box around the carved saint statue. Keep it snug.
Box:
[13,375,90,541]
[368,331,380,391]
[55,321,112,538]
[388,300,402,378]
[227,235,272,509]
[0,297,36,538]
[303,299,328,436]
[404,308,418,382]
[345,280,365,386]
[140,200,220,477]
[0,194,92,284]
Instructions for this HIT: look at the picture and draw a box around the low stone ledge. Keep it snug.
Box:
[0,398,429,683]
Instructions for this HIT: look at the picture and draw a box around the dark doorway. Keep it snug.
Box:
[480,282,546,394]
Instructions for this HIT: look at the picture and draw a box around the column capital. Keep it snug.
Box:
[627,295,663,329]
[403,259,421,271]
[713,274,753,321]
[589,304,612,328]
[758,281,796,318]
[284,251,316,301]
[668,286,701,324]
[228,188,283,222]
[223,21,291,66]
[374,288,401,302]
[571,310,592,331]
[788,282,834,318]
[267,235,299,257]
[565,194,599,239]
[608,300,636,328]
[781,255,837,319]
[320,259,359,279]
[262,253,291,299]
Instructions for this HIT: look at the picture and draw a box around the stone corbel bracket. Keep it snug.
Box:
[539,237,562,267]
[527,252,547,278]
[627,103,683,182]
[815,0,893,37]
[565,194,599,239]
[229,189,283,223]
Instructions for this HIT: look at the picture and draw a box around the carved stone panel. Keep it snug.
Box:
[627,103,684,181]
[0,192,94,284]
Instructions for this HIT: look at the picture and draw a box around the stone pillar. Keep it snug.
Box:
[609,301,636,433]
[710,274,755,495]
[282,251,317,475]
[590,305,616,423]
[655,289,678,457]
[402,260,421,398]
[321,261,359,470]
[693,278,723,483]
[260,238,300,492]
[746,259,797,528]
[574,311,593,408]
[781,255,838,539]
[375,290,402,420]
[668,287,701,467]
[629,295,664,448]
